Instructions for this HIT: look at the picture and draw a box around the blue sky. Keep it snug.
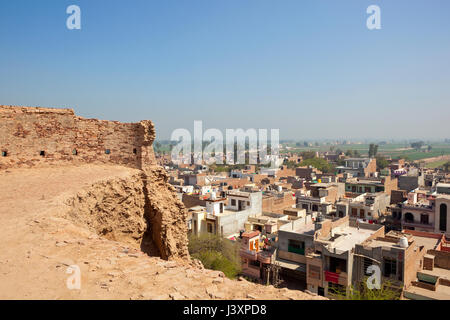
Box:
[1,0,449,140]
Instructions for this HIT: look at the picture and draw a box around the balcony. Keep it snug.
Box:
[240,248,258,261]
[257,251,273,264]
[402,221,434,229]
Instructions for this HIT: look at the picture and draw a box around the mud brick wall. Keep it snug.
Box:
[0,105,156,170]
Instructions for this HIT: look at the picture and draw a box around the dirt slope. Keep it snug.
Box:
[0,165,325,300]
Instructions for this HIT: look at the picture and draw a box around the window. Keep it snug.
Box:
[105,149,111,155]
[404,212,414,223]
[398,261,403,281]
[351,208,358,217]
[338,211,344,218]
[420,214,429,225]
[247,201,250,206]
[440,204,447,232]
[249,260,260,268]
[312,204,319,212]
[72,149,78,155]
[288,239,305,255]
[363,258,373,276]
[207,223,213,233]
[40,151,45,156]
[383,258,397,278]
[1,151,7,157]
[360,209,365,218]
[133,148,137,154]
[329,257,347,273]
[231,199,236,206]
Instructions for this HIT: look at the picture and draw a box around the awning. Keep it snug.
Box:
[274,258,306,272]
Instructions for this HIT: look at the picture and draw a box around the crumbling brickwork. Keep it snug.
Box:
[0,105,188,261]
[0,105,156,170]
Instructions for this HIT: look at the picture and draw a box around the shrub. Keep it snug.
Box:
[328,278,401,300]
[188,233,242,279]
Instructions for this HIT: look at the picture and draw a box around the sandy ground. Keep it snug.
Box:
[0,165,324,300]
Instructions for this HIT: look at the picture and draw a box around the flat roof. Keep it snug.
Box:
[436,183,450,188]
[293,222,316,236]
[411,235,441,251]
[404,280,450,300]
[327,226,378,252]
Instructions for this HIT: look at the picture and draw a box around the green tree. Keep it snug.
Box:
[299,158,335,174]
[376,156,389,170]
[300,151,316,160]
[368,144,379,158]
[411,141,424,150]
[444,161,450,172]
[328,278,401,300]
[188,233,242,279]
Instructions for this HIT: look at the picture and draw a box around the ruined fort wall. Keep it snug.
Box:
[0,105,187,261]
[0,105,155,170]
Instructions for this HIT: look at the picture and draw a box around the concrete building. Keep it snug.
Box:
[436,183,450,195]
[296,195,333,215]
[274,214,385,297]
[353,231,428,293]
[344,176,397,196]
[190,189,263,237]
[308,182,345,203]
[336,158,377,178]
[239,230,277,283]
[403,230,450,300]
[275,213,320,288]
[306,217,384,297]
[401,193,450,236]
[295,166,322,181]
[261,190,296,214]
[398,173,424,192]
[337,192,390,221]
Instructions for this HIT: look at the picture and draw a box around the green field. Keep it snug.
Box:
[282,142,450,161]
[425,159,449,169]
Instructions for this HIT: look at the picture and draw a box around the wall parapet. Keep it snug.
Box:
[0,105,156,170]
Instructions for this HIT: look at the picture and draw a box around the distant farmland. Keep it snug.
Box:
[282,143,450,161]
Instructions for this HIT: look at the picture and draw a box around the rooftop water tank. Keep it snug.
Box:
[399,236,408,248]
